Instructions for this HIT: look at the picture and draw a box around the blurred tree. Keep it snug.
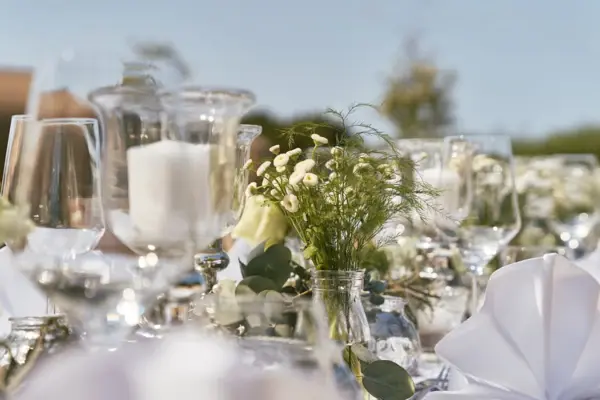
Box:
[513,125,600,159]
[380,38,456,138]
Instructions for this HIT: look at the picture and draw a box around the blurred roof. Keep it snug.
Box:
[0,67,31,113]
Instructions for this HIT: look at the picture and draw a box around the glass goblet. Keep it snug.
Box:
[1,117,116,344]
[499,245,572,266]
[437,135,521,315]
[194,124,262,292]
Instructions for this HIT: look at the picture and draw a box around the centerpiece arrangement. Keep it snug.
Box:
[230,105,439,399]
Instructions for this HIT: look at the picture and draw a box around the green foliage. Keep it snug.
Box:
[237,243,296,296]
[250,104,439,273]
[380,39,455,138]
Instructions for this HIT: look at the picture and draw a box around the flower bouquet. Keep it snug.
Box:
[235,106,438,399]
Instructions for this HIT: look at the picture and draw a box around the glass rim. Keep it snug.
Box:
[239,124,262,135]
[10,114,31,121]
[159,85,256,104]
[503,245,568,251]
[40,117,98,126]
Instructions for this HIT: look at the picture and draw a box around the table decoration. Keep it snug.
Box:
[426,253,600,400]
[233,106,438,399]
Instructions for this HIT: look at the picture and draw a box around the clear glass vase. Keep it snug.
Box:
[312,270,371,346]
[364,295,421,375]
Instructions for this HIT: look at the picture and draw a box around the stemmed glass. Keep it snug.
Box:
[1,117,112,342]
[194,124,262,291]
[546,154,600,256]
[437,135,521,314]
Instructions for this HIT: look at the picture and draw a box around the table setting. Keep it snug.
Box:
[0,40,600,400]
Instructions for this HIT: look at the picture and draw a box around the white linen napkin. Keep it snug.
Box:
[426,253,600,400]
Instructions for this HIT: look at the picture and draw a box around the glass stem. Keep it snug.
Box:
[469,273,479,316]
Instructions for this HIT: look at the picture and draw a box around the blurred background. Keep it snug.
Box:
[1,0,599,176]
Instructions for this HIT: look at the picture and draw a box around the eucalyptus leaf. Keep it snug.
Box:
[236,277,280,295]
[369,293,385,306]
[363,360,415,400]
[239,260,248,278]
[244,244,293,287]
[370,281,387,294]
[349,343,378,364]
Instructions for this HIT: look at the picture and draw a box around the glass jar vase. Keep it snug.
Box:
[312,270,371,346]
[363,295,421,375]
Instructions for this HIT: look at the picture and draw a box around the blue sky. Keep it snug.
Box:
[0,0,598,137]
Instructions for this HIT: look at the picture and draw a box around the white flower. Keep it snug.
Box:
[325,159,337,170]
[254,195,267,205]
[245,182,258,197]
[331,146,343,157]
[358,153,370,162]
[289,170,306,186]
[329,172,337,181]
[273,154,290,168]
[269,145,281,154]
[256,161,271,177]
[311,134,329,145]
[242,160,253,170]
[353,163,371,174]
[0,201,34,244]
[281,194,299,213]
[276,166,286,173]
[302,173,318,187]
[261,177,270,187]
[270,189,280,197]
[286,148,302,157]
[294,159,316,173]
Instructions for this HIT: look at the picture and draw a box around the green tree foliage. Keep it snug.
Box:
[513,125,600,159]
[380,39,456,138]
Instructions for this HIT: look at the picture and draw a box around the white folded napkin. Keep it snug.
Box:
[217,238,253,282]
[15,329,345,400]
[426,254,600,400]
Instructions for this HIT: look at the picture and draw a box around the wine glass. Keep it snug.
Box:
[546,154,600,256]
[194,124,262,291]
[16,44,195,345]
[437,135,521,314]
[500,245,573,266]
[1,117,119,343]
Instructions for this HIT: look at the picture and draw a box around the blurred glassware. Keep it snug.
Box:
[547,154,600,256]
[0,316,72,394]
[211,295,361,400]
[415,285,469,374]
[194,124,262,293]
[437,135,521,314]
[1,117,119,343]
[499,245,572,266]
[364,295,421,375]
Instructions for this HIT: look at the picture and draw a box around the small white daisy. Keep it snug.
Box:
[269,144,281,154]
[281,193,299,213]
[311,134,329,145]
[273,153,290,168]
[289,170,306,186]
[286,148,302,157]
[294,159,316,173]
[331,146,343,157]
[302,173,318,187]
[242,160,253,170]
[256,161,271,177]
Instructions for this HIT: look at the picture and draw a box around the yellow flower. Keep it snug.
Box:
[232,195,287,246]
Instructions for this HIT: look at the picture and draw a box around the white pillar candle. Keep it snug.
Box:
[126,140,212,247]
[420,167,461,215]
